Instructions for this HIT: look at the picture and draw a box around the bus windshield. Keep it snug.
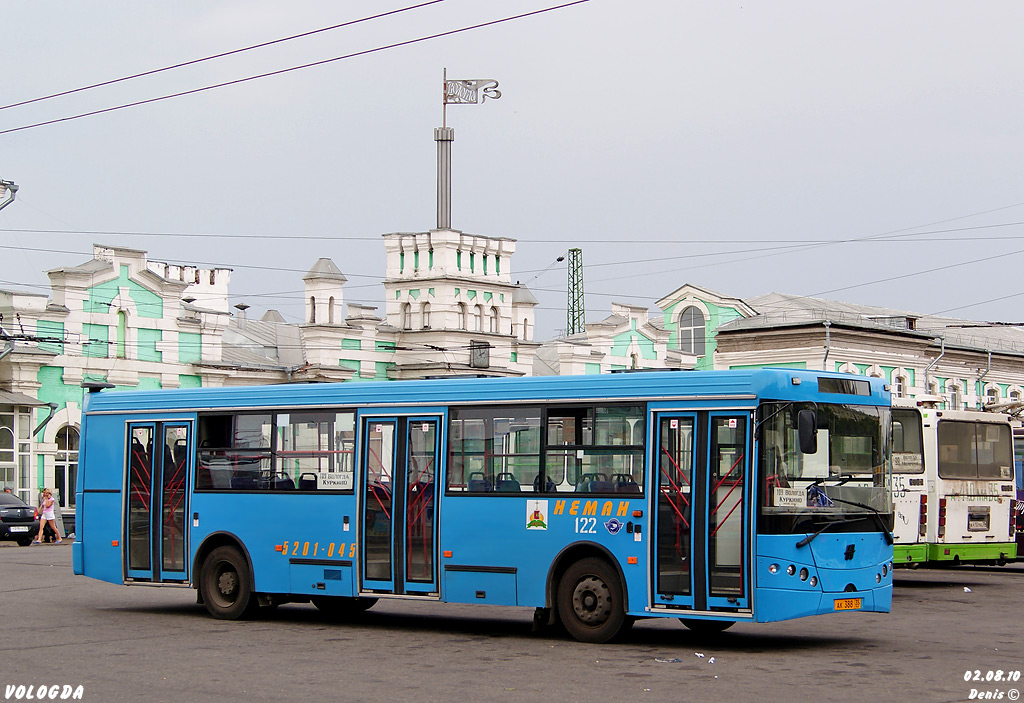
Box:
[759,401,892,534]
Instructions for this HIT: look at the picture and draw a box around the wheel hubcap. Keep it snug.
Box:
[217,568,238,600]
[572,576,611,625]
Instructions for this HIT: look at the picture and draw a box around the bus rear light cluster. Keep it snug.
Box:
[919,494,928,538]
[938,498,947,538]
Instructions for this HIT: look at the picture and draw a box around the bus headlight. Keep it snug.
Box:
[809,576,818,587]
[882,564,888,577]
[786,564,796,576]
[769,563,779,574]
[875,573,882,583]
[799,568,809,581]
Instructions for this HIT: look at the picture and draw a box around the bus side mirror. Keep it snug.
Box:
[798,409,818,454]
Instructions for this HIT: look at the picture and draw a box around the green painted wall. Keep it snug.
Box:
[342,338,362,350]
[585,363,601,374]
[339,359,361,374]
[85,264,162,319]
[137,328,162,362]
[178,332,202,364]
[178,374,202,388]
[609,321,657,361]
[36,320,64,354]
[36,366,85,413]
[82,323,109,358]
[662,299,745,371]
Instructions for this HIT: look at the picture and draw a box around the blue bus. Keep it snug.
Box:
[73,369,894,642]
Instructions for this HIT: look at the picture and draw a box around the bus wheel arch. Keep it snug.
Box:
[194,533,257,619]
[547,543,630,643]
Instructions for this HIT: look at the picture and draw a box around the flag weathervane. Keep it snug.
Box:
[442,68,501,128]
[436,69,501,229]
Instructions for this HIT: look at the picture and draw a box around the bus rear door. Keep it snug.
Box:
[359,414,442,596]
[652,410,751,613]
[125,422,191,583]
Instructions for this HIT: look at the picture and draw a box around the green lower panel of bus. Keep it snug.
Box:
[893,543,928,565]
[927,542,1017,563]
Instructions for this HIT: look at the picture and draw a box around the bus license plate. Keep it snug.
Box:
[10,526,30,532]
[834,598,862,611]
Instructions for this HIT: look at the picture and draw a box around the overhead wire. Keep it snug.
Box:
[0,0,449,113]
[0,0,593,136]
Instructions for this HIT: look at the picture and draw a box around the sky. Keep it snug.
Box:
[3,1,1024,338]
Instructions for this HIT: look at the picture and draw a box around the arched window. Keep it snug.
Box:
[678,306,706,356]
[1011,388,1022,403]
[986,386,1000,406]
[55,426,79,510]
[421,302,431,329]
[894,375,908,398]
[489,307,499,333]
[401,303,412,330]
[457,304,467,330]
[116,310,127,359]
[521,318,530,341]
[476,305,485,332]
[949,383,963,411]
[630,352,639,370]
[328,296,335,324]
[309,296,316,323]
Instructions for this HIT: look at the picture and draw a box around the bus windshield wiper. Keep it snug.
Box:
[825,495,894,546]
[795,518,859,548]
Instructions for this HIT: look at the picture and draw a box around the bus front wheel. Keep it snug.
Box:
[200,546,255,620]
[557,557,629,643]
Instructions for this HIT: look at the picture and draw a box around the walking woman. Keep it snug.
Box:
[34,488,62,544]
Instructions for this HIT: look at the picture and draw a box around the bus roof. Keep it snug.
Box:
[82,368,890,415]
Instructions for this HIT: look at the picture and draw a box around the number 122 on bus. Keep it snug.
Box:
[73,369,895,643]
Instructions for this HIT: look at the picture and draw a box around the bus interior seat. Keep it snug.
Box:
[612,473,641,493]
[533,475,557,492]
[298,472,317,491]
[576,473,609,493]
[130,438,150,475]
[467,471,492,492]
[494,472,521,492]
[272,473,295,490]
[172,439,189,467]
[230,473,257,490]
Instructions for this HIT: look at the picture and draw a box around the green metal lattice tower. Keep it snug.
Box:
[566,248,585,335]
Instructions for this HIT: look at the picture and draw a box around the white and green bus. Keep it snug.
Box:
[891,398,1016,566]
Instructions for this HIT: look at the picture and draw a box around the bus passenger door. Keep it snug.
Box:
[359,415,441,596]
[125,422,191,583]
[653,411,750,613]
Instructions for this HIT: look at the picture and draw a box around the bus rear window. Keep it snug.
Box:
[937,420,1013,481]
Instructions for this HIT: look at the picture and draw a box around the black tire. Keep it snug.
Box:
[200,546,256,620]
[17,537,33,547]
[680,618,734,634]
[557,557,629,643]
[311,596,378,619]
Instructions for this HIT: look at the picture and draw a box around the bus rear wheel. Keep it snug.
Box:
[557,557,628,643]
[311,596,378,619]
[200,546,256,620]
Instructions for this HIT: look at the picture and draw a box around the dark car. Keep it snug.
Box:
[0,492,40,546]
